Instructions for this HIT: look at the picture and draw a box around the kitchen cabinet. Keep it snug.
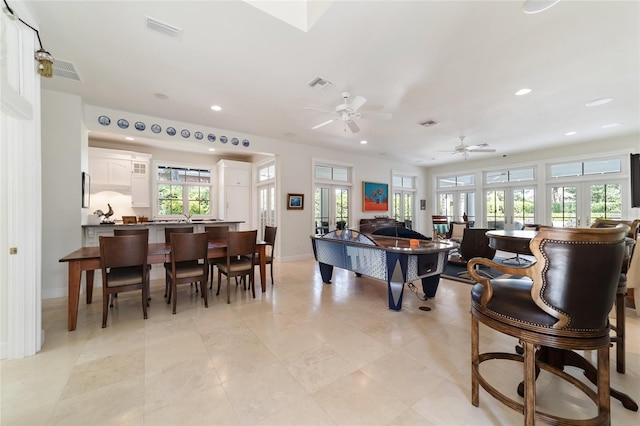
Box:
[89,148,152,206]
[131,155,151,207]
[217,159,251,230]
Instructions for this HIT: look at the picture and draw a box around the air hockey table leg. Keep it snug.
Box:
[387,279,405,311]
[318,262,333,283]
[421,274,440,298]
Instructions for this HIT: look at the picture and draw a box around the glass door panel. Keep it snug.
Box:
[486,190,506,229]
[589,183,622,222]
[314,185,350,234]
[512,187,536,228]
[550,185,577,227]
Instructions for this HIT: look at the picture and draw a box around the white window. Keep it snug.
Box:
[155,164,213,217]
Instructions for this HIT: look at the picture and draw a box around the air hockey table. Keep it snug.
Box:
[311,229,457,311]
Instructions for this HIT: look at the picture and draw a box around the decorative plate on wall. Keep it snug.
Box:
[231,137,239,145]
[166,127,176,136]
[220,136,228,144]
[181,129,190,138]
[134,121,145,131]
[151,124,161,133]
[98,115,111,126]
[208,133,216,142]
[117,119,129,129]
[194,131,203,140]
[242,139,250,147]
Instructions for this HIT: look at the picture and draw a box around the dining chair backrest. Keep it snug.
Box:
[205,225,229,241]
[264,226,277,253]
[170,232,208,264]
[114,228,149,239]
[227,230,257,258]
[100,234,148,270]
[164,226,194,243]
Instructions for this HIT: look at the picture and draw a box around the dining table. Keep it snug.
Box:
[59,239,267,331]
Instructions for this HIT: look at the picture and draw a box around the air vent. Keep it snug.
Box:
[52,58,82,82]
[419,119,439,128]
[307,76,332,90]
[145,16,183,39]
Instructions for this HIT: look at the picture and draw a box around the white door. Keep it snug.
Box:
[549,180,623,228]
[314,185,350,234]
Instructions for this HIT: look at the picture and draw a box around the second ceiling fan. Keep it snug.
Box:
[305,91,391,133]
[442,136,496,159]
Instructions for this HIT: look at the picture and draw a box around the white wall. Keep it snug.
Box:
[41,90,86,299]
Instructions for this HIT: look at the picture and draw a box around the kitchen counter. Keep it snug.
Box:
[82,220,245,250]
[82,220,243,228]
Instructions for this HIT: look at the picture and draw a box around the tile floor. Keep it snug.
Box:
[1,259,639,425]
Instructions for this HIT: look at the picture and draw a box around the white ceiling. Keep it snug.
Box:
[24,0,640,166]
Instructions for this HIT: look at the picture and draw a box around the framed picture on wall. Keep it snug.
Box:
[287,193,304,210]
[82,172,90,208]
[362,181,389,211]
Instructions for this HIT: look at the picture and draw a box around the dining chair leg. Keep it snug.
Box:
[142,284,148,319]
[250,270,256,298]
[216,270,222,296]
[102,291,109,328]
[172,281,178,314]
[226,275,231,304]
[201,280,208,307]
[270,264,274,285]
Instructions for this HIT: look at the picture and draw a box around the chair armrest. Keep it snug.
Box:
[467,257,536,307]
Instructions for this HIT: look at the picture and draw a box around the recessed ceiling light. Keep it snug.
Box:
[208,148,215,152]
[211,105,222,111]
[602,122,622,129]
[515,88,532,96]
[565,131,577,136]
[523,0,560,14]
[154,93,169,100]
[586,97,613,107]
[125,137,135,141]
[360,140,368,145]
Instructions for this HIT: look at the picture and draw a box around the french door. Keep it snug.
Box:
[549,180,622,228]
[486,186,536,230]
[257,183,276,238]
[437,190,476,223]
[314,185,349,235]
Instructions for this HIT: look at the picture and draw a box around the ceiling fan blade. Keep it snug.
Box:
[465,143,489,150]
[304,107,337,115]
[348,96,367,111]
[468,148,496,153]
[346,120,360,133]
[311,119,337,130]
[359,112,392,120]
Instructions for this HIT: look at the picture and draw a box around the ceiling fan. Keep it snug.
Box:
[442,136,496,159]
[305,91,391,133]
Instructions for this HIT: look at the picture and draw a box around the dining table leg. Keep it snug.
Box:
[85,269,94,304]
[68,261,82,331]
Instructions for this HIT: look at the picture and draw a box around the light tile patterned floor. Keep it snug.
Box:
[2,259,639,425]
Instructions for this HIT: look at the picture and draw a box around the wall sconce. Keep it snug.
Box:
[34,48,53,77]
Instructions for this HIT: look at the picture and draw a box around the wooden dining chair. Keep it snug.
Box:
[166,232,209,314]
[251,226,277,285]
[99,233,149,328]
[216,230,257,303]
[205,226,229,289]
[163,226,194,298]
[467,225,628,425]
[112,228,151,306]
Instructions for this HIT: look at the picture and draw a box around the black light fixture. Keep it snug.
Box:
[2,0,54,78]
